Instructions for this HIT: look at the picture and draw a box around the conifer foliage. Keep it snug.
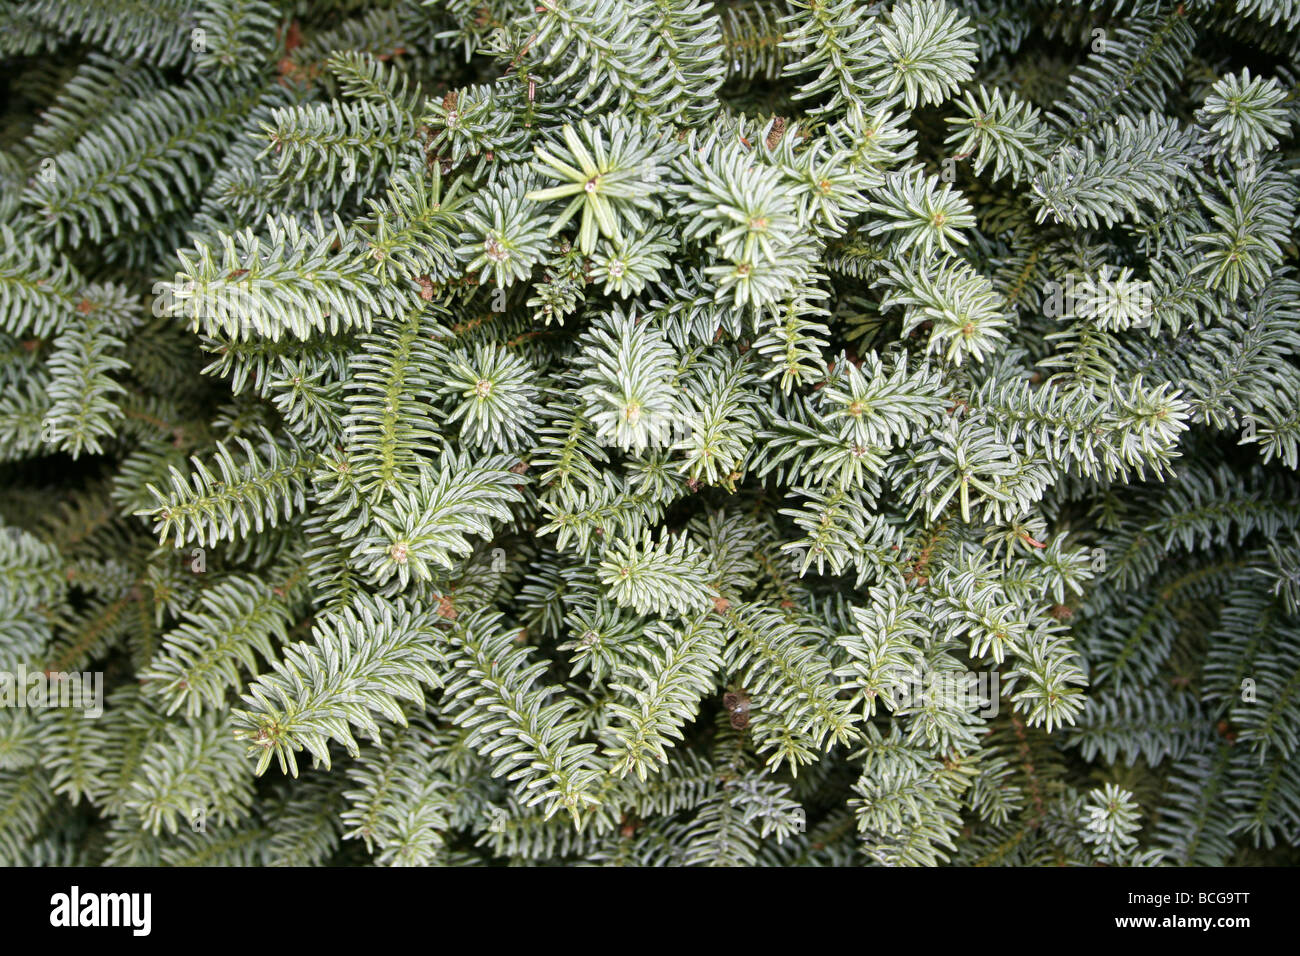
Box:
[1,0,1298,866]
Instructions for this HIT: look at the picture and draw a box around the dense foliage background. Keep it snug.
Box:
[1,0,1298,866]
